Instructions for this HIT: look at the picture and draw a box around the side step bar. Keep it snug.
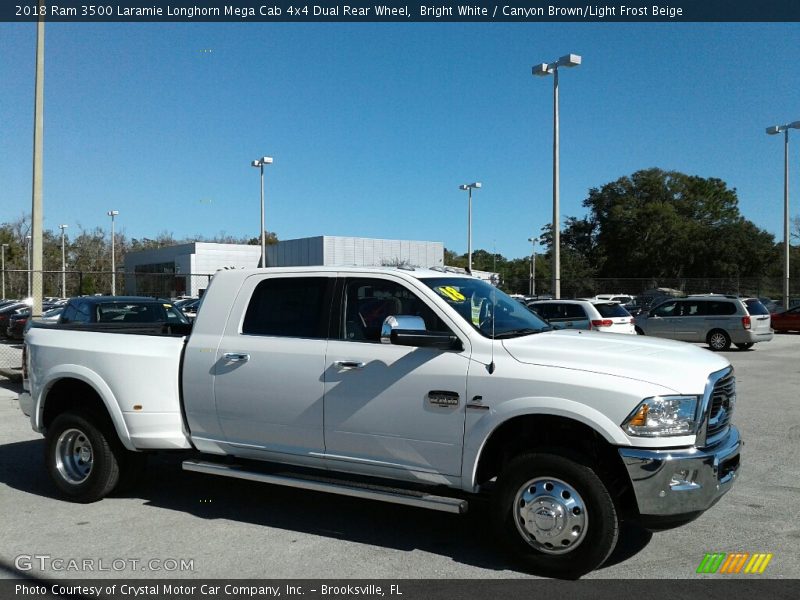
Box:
[182,459,468,514]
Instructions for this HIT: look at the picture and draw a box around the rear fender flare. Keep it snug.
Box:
[35,364,135,451]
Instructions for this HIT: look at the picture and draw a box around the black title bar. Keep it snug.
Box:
[4,0,800,22]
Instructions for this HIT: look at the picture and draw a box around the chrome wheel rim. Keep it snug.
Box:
[709,332,727,349]
[513,476,588,555]
[55,428,94,484]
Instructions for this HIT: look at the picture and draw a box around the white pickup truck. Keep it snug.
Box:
[19,267,741,577]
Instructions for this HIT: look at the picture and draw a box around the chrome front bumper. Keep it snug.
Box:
[618,426,741,517]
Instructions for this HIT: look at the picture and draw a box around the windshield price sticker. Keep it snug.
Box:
[435,286,466,302]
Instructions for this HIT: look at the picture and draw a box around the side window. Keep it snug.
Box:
[563,304,587,320]
[652,301,677,317]
[342,278,449,343]
[242,277,330,338]
[528,304,552,320]
[706,301,737,316]
[678,301,705,317]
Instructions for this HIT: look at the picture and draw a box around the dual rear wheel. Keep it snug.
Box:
[45,411,146,503]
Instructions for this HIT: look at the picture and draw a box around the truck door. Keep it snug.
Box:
[212,274,335,460]
[323,276,470,478]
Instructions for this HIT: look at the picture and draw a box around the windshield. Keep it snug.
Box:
[421,277,551,338]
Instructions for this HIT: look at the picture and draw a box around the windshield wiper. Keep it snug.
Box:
[493,327,547,339]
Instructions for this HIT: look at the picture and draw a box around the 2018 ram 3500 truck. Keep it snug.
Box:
[19,267,741,577]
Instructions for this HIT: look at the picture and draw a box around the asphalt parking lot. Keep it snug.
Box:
[0,334,798,581]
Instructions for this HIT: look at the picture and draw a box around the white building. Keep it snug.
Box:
[124,236,445,297]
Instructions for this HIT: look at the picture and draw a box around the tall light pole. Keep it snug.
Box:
[26,235,32,298]
[458,182,482,274]
[59,224,68,297]
[766,121,800,310]
[533,53,581,299]
[107,210,119,295]
[1,243,8,300]
[528,236,537,296]
[30,0,45,316]
[251,156,273,268]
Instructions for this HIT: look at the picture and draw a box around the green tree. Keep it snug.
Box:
[568,168,777,279]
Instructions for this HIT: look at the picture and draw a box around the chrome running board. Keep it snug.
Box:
[182,459,468,514]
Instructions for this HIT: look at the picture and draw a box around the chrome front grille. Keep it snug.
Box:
[706,371,735,442]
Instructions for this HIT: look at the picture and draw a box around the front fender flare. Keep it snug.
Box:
[462,396,629,491]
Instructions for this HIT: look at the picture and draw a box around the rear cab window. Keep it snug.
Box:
[242,277,332,338]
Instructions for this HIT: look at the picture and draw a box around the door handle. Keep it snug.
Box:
[223,352,250,363]
[334,360,365,370]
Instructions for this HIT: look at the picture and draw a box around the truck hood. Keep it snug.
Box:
[502,330,730,394]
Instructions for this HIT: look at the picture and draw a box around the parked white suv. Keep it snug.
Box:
[635,295,773,350]
[526,299,636,334]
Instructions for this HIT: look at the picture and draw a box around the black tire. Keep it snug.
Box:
[492,452,619,578]
[45,412,121,503]
[706,329,731,351]
[734,342,754,350]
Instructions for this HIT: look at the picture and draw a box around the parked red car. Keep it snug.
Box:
[770,306,800,333]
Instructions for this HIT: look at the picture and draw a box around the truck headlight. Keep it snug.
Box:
[622,396,700,437]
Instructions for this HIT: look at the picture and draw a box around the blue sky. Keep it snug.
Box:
[1,22,798,260]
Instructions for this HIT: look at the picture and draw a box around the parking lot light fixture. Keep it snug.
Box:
[251,156,274,268]
[107,211,119,295]
[1,243,8,299]
[533,53,581,299]
[458,182,482,274]
[766,121,800,310]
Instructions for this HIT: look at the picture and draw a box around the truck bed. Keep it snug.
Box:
[24,325,191,451]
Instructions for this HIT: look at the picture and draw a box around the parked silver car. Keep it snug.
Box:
[635,294,773,350]
[526,299,636,334]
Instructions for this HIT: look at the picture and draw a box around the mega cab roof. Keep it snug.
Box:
[209,265,475,282]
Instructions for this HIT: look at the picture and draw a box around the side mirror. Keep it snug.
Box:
[381,315,461,350]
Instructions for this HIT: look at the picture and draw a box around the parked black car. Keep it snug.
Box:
[55,296,191,335]
[0,302,30,338]
[6,308,31,340]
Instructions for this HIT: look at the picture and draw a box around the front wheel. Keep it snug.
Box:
[45,412,121,503]
[492,452,619,578]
